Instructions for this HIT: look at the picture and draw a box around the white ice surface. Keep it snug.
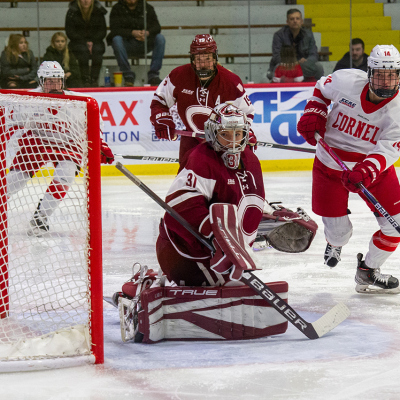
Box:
[1,170,400,400]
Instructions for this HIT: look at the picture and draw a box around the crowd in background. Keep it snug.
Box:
[0,2,366,89]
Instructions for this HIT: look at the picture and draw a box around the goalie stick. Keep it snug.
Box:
[175,130,316,154]
[316,134,400,235]
[115,161,350,339]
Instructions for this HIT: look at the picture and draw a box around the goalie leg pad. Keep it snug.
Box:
[137,282,289,343]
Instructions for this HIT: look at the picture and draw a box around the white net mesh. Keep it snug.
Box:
[0,92,93,363]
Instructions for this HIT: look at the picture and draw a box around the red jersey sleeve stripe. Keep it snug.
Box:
[313,88,331,107]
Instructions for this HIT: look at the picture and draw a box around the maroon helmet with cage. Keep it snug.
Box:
[190,34,218,79]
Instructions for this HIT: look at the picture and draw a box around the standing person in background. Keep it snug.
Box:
[333,38,369,73]
[107,0,165,86]
[43,32,82,88]
[0,34,37,89]
[150,34,255,169]
[65,0,107,87]
[273,45,304,83]
[297,45,400,294]
[267,9,323,82]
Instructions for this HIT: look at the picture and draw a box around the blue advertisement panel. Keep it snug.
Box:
[82,83,315,164]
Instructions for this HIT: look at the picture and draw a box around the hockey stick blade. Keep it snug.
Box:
[316,134,400,235]
[241,272,350,339]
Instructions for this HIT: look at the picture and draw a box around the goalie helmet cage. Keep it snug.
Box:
[0,90,103,372]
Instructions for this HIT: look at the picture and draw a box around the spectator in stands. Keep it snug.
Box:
[333,38,368,73]
[65,0,107,87]
[0,34,37,89]
[43,32,82,88]
[107,0,165,86]
[273,45,304,83]
[268,9,323,82]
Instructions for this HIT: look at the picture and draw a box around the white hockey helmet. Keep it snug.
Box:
[204,103,250,169]
[37,61,65,92]
[368,45,400,98]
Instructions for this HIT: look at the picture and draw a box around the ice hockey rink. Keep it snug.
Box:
[1,168,400,400]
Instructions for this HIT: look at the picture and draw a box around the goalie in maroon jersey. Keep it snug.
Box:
[6,61,114,236]
[155,103,264,286]
[150,34,256,169]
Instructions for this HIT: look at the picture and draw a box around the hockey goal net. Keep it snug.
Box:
[0,90,103,372]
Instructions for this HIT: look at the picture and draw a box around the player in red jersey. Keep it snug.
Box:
[150,34,255,168]
[156,103,265,286]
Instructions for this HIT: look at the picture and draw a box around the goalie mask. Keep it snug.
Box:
[190,34,218,80]
[204,103,250,169]
[367,45,400,98]
[37,61,65,94]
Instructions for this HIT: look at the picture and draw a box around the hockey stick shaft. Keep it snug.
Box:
[116,162,349,339]
[115,154,179,163]
[115,162,214,253]
[316,134,400,234]
[175,130,316,154]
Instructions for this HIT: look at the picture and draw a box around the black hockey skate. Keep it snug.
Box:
[324,243,342,267]
[27,210,49,237]
[355,253,400,294]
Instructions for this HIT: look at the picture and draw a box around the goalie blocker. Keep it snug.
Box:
[117,272,289,343]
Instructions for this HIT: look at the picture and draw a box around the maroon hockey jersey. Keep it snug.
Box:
[162,143,265,260]
[150,64,254,134]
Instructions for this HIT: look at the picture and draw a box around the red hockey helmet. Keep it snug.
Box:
[190,34,218,55]
[190,34,218,80]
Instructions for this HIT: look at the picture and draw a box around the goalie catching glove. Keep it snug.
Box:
[257,203,318,253]
[297,100,328,146]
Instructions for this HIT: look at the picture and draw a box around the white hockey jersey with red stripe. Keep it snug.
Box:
[150,64,254,134]
[310,69,400,173]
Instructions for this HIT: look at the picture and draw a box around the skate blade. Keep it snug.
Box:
[252,243,273,252]
[355,283,400,294]
[252,238,273,252]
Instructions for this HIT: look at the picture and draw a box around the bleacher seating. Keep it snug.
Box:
[0,0,334,85]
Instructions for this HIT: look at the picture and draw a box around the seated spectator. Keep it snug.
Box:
[43,32,82,88]
[65,0,107,87]
[273,45,304,83]
[333,38,368,73]
[268,8,323,82]
[106,0,166,86]
[0,34,37,89]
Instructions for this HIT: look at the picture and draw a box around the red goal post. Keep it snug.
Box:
[0,90,103,371]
